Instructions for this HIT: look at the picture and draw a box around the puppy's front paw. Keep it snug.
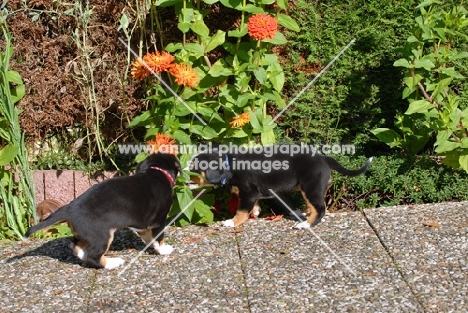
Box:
[155,244,174,255]
[222,219,235,227]
[104,257,125,270]
[295,221,311,229]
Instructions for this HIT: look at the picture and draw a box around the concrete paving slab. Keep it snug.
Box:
[236,214,422,312]
[0,238,95,313]
[364,202,468,312]
[88,227,248,313]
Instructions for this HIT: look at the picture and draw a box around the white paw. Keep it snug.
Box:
[155,243,174,255]
[252,205,261,217]
[222,219,235,227]
[295,221,311,229]
[104,257,125,270]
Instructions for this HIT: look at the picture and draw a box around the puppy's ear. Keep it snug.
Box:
[135,158,150,173]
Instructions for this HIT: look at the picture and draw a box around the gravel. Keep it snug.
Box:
[364,202,468,313]
[1,201,467,312]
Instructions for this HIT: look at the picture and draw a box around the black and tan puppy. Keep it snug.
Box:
[189,147,371,229]
[24,153,180,269]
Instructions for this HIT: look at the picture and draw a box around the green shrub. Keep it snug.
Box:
[329,154,468,210]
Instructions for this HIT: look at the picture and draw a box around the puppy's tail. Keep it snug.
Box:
[23,204,70,239]
[326,157,373,176]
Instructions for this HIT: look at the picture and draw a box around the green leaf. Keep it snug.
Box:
[128,111,152,127]
[452,51,468,60]
[405,99,433,115]
[434,140,459,153]
[0,144,19,166]
[227,25,248,38]
[393,58,411,68]
[460,155,468,173]
[220,0,243,9]
[178,22,191,33]
[156,0,183,6]
[276,0,288,9]
[268,63,284,92]
[118,13,129,32]
[202,0,219,4]
[175,187,195,220]
[261,129,276,145]
[165,42,184,53]
[243,4,265,13]
[264,31,287,45]
[190,124,219,139]
[277,13,300,32]
[371,128,401,147]
[208,59,234,77]
[435,130,451,148]
[11,84,25,104]
[441,68,464,79]
[413,58,435,70]
[6,70,23,85]
[173,130,192,144]
[185,42,205,56]
[191,20,210,38]
[253,68,268,85]
[204,30,225,53]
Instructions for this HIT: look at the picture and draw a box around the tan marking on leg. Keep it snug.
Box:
[158,238,165,247]
[100,255,107,268]
[104,228,117,255]
[232,210,250,227]
[301,190,320,225]
[231,186,240,194]
[137,228,154,246]
[251,201,261,217]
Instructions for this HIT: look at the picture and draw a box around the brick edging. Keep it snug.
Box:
[33,170,119,204]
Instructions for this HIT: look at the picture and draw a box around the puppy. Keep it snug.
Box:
[24,153,180,269]
[188,147,372,229]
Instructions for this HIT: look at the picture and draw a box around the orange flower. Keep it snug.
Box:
[168,63,200,88]
[143,51,175,73]
[130,59,150,80]
[247,14,278,41]
[229,112,251,128]
[147,133,178,155]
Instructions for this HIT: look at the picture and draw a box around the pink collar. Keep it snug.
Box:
[150,166,175,186]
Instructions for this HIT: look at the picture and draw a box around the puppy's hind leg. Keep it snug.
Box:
[137,227,174,255]
[295,188,327,229]
[84,229,125,269]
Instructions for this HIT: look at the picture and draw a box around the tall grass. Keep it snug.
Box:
[0,8,36,240]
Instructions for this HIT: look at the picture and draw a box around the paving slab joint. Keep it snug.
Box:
[233,232,253,313]
[361,209,427,312]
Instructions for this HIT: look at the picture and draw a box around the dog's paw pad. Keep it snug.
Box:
[222,219,235,227]
[295,221,311,229]
[104,257,125,270]
[156,244,174,255]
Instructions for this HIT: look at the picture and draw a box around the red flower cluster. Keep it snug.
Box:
[247,14,278,41]
[227,193,239,214]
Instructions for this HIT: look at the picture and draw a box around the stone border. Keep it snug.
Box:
[33,170,119,204]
